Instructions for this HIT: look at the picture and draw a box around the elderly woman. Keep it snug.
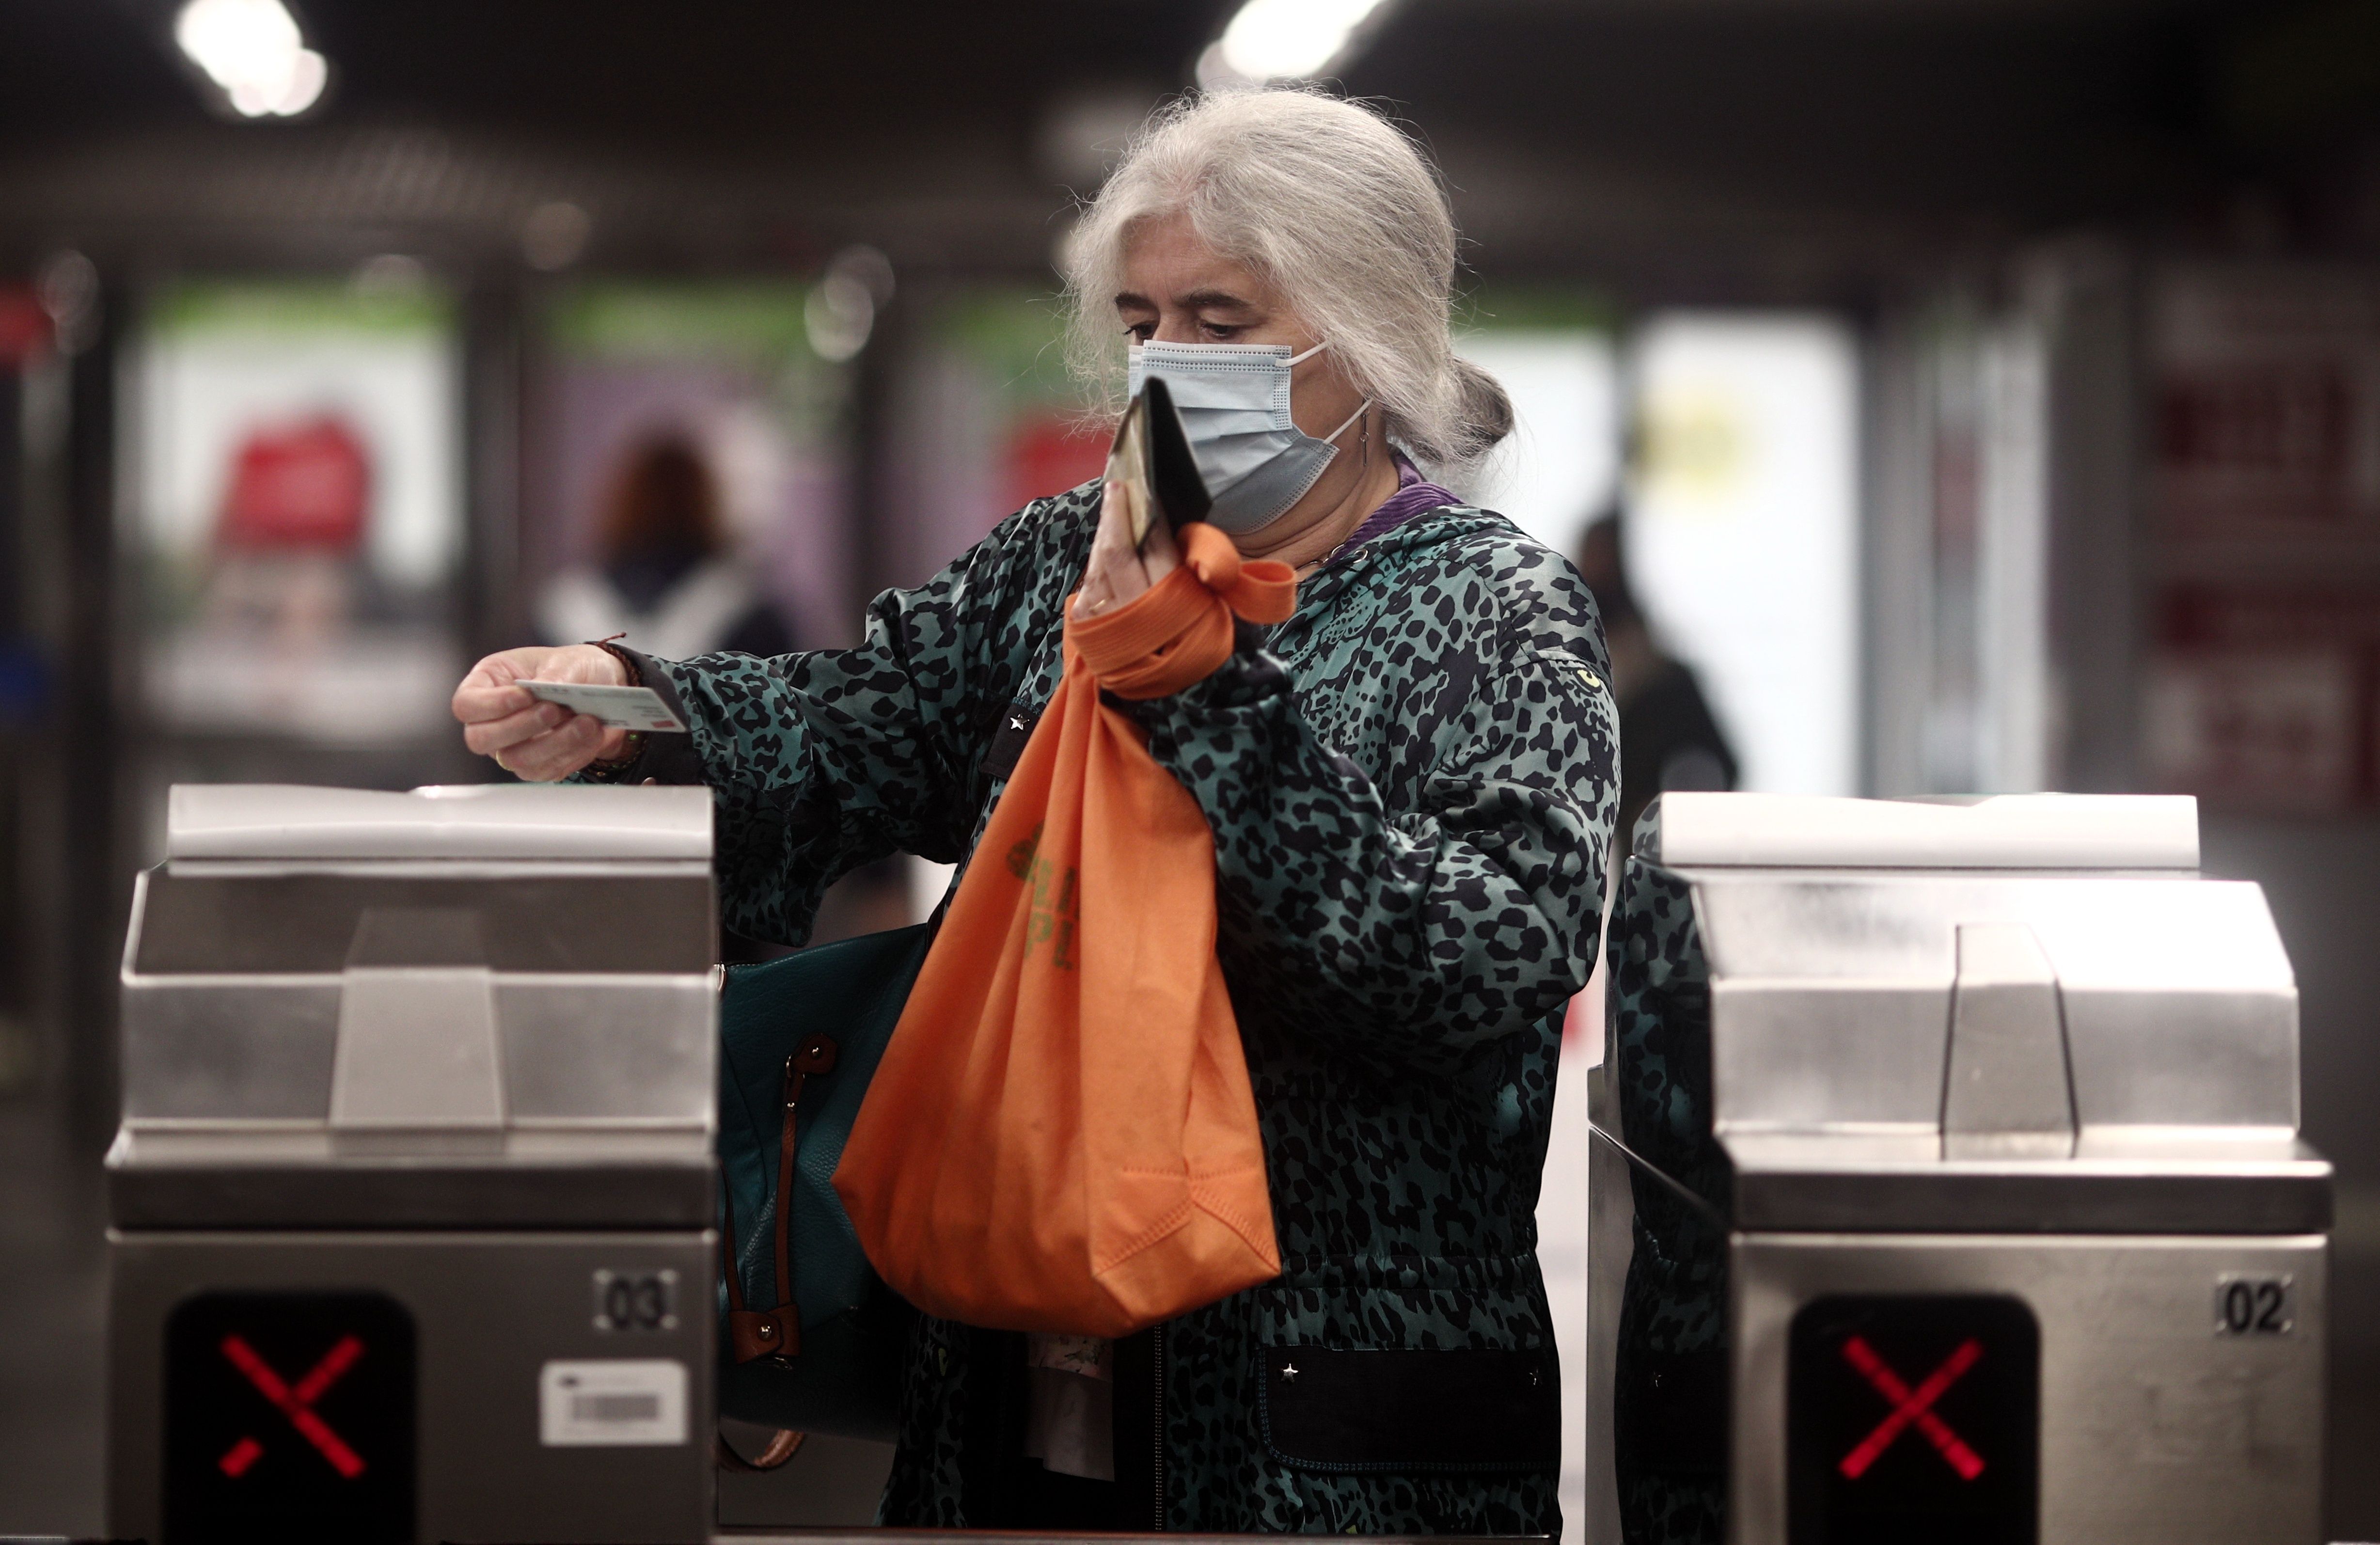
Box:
[455,89,1617,1537]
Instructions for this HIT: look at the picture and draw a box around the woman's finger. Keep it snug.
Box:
[1077,481,1129,615]
[1079,480,1152,616]
[453,682,536,725]
[453,645,621,730]
[494,714,609,782]
[463,701,570,757]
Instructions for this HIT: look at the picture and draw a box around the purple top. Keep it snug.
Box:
[1332,451,1458,560]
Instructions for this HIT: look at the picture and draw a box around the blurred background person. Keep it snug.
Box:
[536,432,795,661]
[1575,510,1736,850]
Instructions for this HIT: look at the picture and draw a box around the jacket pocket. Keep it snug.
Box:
[1255,1345,1560,1474]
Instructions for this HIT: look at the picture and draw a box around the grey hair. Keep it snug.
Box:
[1060,88,1512,473]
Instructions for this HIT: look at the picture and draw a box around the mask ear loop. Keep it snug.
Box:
[1290,340,1365,446]
[1322,397,1372,445]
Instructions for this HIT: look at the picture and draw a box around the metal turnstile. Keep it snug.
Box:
[1601,793,2330,1545]
[107,783,720,1545]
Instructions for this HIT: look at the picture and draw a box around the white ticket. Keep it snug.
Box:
[520,680,688,733]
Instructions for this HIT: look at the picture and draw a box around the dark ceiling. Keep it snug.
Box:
[0,1,1233,154]
[0,0,2372,292]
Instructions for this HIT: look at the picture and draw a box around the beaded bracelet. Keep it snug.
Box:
[586,639,647,773]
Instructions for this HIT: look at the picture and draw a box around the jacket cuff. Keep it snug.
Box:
[575,646,705,785]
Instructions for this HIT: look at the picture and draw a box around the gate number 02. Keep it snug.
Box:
[2214,1275,2294,1337]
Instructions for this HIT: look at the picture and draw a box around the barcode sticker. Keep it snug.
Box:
[574,1393,660,1423]
[538,1359,688,1447]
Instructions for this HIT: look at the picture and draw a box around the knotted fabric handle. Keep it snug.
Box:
[1067,523,1297,700]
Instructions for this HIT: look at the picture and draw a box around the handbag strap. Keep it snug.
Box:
[724,1031,839,1364]
[716,1428,807,1472]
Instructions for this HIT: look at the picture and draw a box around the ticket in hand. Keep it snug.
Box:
[1105,376,1212,550]
[520,679,689,733]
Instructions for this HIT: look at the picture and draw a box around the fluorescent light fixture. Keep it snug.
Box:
[174,0,329,118]
[1214,0,1390,83]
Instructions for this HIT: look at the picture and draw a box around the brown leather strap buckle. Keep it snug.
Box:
[720,1031,841,1369]
[727,1305,801,1360]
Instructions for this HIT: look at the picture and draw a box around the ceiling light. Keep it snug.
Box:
[174,0,329,118]
[1214,0,1390,83]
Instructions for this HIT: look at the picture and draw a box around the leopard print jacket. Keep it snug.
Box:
[1609,811,1730,1545]
[629,480,1618,1535]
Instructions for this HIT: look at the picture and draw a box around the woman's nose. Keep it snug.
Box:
[1151,315,1203,345]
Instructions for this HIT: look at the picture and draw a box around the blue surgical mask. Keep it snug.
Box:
[1127,340,1371,535]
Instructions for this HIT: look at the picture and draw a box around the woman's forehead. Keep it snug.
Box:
[1118,214,1274,310]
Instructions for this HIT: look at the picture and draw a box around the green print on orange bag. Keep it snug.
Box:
[1003,821,1080,971]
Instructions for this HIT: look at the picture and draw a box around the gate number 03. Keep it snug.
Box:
[592,1270,679,1333]
[2214,1276,2293,1337]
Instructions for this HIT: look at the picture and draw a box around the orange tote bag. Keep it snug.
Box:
[834,524,1287,1337]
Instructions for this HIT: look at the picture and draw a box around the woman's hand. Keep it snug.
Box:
[451,644,630,781]
[1073,479,1183,619]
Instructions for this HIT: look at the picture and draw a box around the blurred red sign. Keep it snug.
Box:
[2148,583,2377,813]
[216,416,372,552]
[0,286,50,367]
[2159,364,2352,513]
[1006,413,1110,514]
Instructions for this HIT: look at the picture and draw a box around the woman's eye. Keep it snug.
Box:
[1200,323,1242,341]
[1122,322,1155,343]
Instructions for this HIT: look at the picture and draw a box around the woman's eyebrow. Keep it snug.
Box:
[1114,287,1255,315]
[1176,288,1256,313]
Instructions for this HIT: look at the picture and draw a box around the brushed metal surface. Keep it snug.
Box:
[1689,871,2297,1139]
[166,782,714,862]
[1940,923,2076,1160]
[1729,1232,2327,1545]
[131,866,716,974]
[116,849,717,1172]
[497,978,717,1126]
[120,974,343,1121]
[109,1230,716,1545]
[329,967,505,1135]
[104,1137,713,1228]
[1721,1130,2334,1234]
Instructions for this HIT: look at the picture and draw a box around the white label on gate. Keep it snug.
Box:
[538,1359,689,1446]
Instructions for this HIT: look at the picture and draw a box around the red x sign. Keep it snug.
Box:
[217,1333,369,1479]
[1837,1335,1986,1482]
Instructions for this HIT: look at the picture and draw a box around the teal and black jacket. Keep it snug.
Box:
[591,480,1619,1534]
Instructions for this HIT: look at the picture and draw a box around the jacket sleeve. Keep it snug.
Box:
[1124,549,1620,1076]
[588,489,1091,948]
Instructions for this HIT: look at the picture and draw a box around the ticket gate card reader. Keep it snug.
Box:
[1604,794,2330,1545]
[108,784,720,1545]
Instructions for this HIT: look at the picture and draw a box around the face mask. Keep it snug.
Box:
[1128,340,1371,535]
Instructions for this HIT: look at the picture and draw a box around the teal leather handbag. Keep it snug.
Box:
[716,922,929,1443]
